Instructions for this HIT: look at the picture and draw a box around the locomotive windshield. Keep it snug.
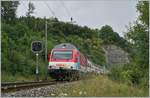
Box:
[52,51,72,60]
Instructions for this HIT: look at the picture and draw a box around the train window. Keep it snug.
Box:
[52,51,72,60]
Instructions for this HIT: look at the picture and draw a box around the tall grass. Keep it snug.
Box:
[51,75,148,97]
[1,71,53,82]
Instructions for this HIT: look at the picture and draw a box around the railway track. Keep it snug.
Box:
[1,80,58,92]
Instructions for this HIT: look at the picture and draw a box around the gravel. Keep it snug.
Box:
[1,82,77,97]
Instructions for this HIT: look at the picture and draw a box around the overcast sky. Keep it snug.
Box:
[17,0,138,37]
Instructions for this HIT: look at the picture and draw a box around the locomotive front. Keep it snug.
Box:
[48,43,80,80]
[48,49,80,70]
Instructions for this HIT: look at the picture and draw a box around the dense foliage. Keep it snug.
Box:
[1,1,19,24]
[98,25,130,51]
[109,1,149,88]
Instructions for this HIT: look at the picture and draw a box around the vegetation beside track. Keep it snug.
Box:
[1,72,53,82]
[51,75,148,97]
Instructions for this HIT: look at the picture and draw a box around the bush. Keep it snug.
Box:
[109,65,123,81]
[109,63,146,86]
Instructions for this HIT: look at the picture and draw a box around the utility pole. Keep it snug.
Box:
[31,41,43,81]
[45,19,48,80]
[98,32,99,38]
[103,65,105,74]
[44,18,60,80]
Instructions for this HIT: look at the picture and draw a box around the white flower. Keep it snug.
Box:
[63,93,68,96]
[79,91,82,95]
[59,92,67,97]
[84,91,87,95]
[51,93,55,96]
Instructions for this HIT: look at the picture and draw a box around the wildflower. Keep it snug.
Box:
[79,91,82,95]
[63,93,68,96]
[84,91,87,95]
[51,93,55,96]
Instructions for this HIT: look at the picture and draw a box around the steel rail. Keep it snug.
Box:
[2,81,44,86]
[1,80,57,92]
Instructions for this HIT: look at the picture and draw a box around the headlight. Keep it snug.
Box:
[48,66,52,69]
[71,66,73,69]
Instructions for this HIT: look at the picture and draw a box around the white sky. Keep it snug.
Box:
[17,0,138,37]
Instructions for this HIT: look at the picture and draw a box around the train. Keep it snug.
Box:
[48,43,101,80]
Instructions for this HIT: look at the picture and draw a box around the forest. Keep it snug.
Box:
[1,1,149,90]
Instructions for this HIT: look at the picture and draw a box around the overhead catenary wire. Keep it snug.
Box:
[21,1,26,9]
[59,0,71,17]
[59,0,75,23]
[19,0,27,16]
[44,1,56,18]
[21,1,38,17]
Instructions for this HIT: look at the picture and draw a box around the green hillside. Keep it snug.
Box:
[1,1,149,96]
[1,4,127,80]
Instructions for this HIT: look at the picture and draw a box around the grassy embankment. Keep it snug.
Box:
[1,72,52,82]
[51,75,148,97]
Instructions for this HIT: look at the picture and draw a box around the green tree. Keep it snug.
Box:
[1,1,19,23]
[26,2,35,17]
[126,1,149,68]
[136,1,149,27]
[123,1,149,85]
[99,25,120,44]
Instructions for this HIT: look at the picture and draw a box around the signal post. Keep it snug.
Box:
[31,41,43,81]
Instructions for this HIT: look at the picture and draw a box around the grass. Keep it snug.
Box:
[50,75,149,97]
[1,72,53,82]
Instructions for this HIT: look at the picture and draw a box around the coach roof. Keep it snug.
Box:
[54,43,77,49]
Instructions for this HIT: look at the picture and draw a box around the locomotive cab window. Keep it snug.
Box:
[52,51,72,60]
